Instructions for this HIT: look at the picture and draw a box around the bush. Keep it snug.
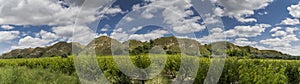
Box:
[0,55,299,83]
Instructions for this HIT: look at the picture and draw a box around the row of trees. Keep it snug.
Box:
[126,43,300,60]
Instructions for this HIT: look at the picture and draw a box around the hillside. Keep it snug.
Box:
[0,42,83,58]
[0,36,296,59]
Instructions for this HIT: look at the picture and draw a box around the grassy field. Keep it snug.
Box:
[0,55,300,84]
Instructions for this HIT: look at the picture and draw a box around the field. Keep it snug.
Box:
[0,55,300,84]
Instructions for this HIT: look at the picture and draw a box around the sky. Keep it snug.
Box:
[1,0,300,55]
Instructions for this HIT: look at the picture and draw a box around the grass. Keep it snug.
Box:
[0,55,299,83]
[0,66,79,84]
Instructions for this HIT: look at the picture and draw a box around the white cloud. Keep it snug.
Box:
[270,27,282,32]
[125,17,134,22]
[280,18,300,25]
[234,38,257,46]
[196,24,270,44]
[282,34,299,41]
[132,0,206,33]
[11,30,60,49]
[237,18,257,23]
[260,38,290,47]
[212,0,273,22]
[258,11,268,15]
[262,26,300,48]
[104,7,123,15]
[228,24,271,37]
[197,29,227,44]
[52,25,97,44]
[0,0,125,50]
[261,34,299,47]
[209,27,223,33]
[214,7,224,16]
[0,31,19,42]
[273,46,300,56]
[1,25,14,30]
[288,2,300,18]
[0,0,123,26]
[52,26,74,38]
[202,14,221,24]
[110,31,129,42]
[272,31,287,37]
[38,30,59,40]
[129,29,168,42]
[224,30,238,37]
[97,33,108,37]
[130,26,143,32]
[13,36,51,49]
[197,24,270,44]
[286,27,298,34]
[255,45,300,56]
[0,0,78,25]
[100,24,111,32]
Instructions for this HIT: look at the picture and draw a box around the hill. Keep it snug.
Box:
[0,36,296,59]
[0,42,83,58]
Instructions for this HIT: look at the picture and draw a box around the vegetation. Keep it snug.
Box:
[1,36,299,83]
[0,42,83,59]
[0,55,299,83]
[0,66,79,84]
[1,36,298,59]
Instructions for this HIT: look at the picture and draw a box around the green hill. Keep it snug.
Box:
[0,42,83,58]
[0,36,296,59]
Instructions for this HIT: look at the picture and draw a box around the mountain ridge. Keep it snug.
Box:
[0,36,296,59]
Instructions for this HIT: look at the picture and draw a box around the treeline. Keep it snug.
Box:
[126,39,298,60]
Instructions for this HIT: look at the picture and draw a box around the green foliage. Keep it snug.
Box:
[0,56,300,83]
[1,36,297,60]
[239,59,288,84]
[0,66,79,84]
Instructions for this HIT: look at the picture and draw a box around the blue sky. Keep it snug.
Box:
[1,0,300,55]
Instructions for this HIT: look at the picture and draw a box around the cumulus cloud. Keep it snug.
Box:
[197,24,270,44]
[1,25,14,30]
[234,38,257,46]
[288,2,300,18]
[0,0,78,26]
[261,34,299,47]
[0,0,123,26]
[209,28,223,33]
[227,24,271,37]
[255,45,300,56]
[211,0,273,22]
[260,38,290,47]
[131,0,206,33]
[196,32,227,44]
[273,45,300,56]
[11,30,59,49]
[262,26,300,47]
[110,31,129,42]
[38,30,59,40]
[100,24,111,32]
[286,27,298,34]
[197,28,226,44]
[129,29,169,42]
[14,36,51,49]
[105,7,123,15]
[125,17,134,22]
[52,25,97,44]
[0,0,125,47]
[0,31,19,42]
[270,27,282,32]
[280,18,300,25]
[272,31,287,37]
